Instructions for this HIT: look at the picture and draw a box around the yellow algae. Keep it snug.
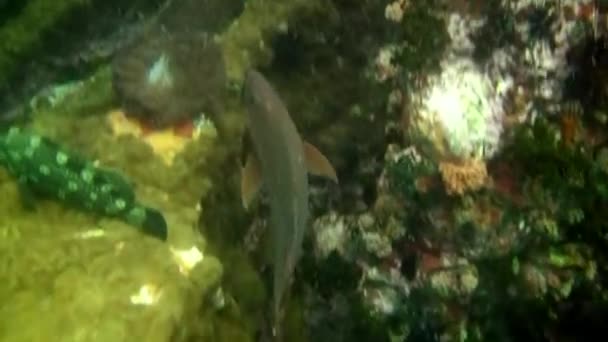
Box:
[0,192,224,342]
[143,131,190,166]
[106,109,143,136]
[0,78,237,341]
[106,109,213,167]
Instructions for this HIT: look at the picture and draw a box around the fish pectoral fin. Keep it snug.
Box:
[303,141,338,183]
[241,153,263,210]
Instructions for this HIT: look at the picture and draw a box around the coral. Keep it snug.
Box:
[385,144,441,204]
[311,87,603,342]
[384,0,409,23]
[428,260,479,299]
[312,212,351,259]
[471,0,518,62]
[439,159,488,195]
[300,1,608,340]
[409,57,509,161]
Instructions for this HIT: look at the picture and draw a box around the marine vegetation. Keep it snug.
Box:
[0,127,167,240]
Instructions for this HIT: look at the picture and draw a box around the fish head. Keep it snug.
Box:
[242,70,288,139]
[242,70,267,109]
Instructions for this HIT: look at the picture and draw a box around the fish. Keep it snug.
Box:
[240,69,338,339]
[0,127,167,240]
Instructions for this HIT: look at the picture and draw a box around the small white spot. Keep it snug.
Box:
[130,284,162,306]
[56,152,68,165]
[170,246,205,276]
[67,181,78,192]
[74,229,105,239]
[7,127,19,137]
[81,169,94,182]
[24,148,35,158]
[29,136,41,148]
[115,198,126,210]
[39,165,50,175]
[9,152,21,161]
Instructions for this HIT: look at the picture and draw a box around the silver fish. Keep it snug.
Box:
[241,69,338,339]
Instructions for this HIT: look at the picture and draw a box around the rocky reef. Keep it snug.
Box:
[295,0,608,341]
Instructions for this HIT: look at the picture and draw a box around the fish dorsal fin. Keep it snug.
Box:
[241,153,263,210]
[303,141,338,183]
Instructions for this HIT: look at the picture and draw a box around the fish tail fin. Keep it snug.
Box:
[272,313,283,342]
[272,296,285,342]
[123,205,168,241]
[140,207,168,241]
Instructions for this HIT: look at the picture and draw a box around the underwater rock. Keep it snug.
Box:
[0,186,224,341]
[0,63,256,340]
[112,31,226,128]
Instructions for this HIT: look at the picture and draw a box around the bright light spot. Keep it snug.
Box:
[74,229,106,239]
[114,241,125,254]
[192,113,217,139]
[147,54,173,89]
[130,284,162,306]
[170,246,204,275]
[417,58,507,159]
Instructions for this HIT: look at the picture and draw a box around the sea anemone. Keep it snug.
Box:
[409,57,510,161]
[112,31,226,128]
